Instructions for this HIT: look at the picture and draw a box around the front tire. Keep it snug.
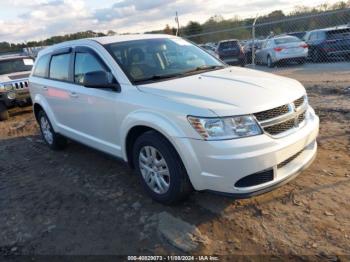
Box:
[132,131,193,204]
[38,110,67,150]
[0,104,9,121]
[267,55,274,68]
[297,58,306,65]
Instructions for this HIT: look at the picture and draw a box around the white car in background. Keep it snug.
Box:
[256,36,309,67]
[29,34,319,204]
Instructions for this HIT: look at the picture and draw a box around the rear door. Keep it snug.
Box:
[44,48,75,129]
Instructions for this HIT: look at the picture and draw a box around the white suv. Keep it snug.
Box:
[29,35,319,204]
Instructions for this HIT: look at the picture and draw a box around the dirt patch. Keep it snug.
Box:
[0,81,349,257]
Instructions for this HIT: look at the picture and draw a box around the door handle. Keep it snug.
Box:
[69,92,78,98]
[42,86,48,91]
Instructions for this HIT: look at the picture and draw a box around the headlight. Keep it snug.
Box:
[188,115,262,140]
[7,92,16,100]
[4,84,13,91]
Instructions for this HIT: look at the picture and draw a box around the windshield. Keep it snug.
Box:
[0,58,34,75]
[274,36,301,45]
[105,38,224,84]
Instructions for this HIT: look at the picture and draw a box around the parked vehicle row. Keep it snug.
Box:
[29,34,319,204]
[199,25,350,67]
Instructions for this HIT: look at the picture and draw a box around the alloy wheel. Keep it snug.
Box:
[138,146,170,194]
[40,116,53,145]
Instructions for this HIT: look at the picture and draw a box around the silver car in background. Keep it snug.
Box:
[256,36,308,67]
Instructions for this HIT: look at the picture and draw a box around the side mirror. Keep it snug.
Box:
[82,71,121,92]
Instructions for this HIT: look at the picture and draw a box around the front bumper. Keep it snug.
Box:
[0,90,31,107]
[174,107,319,196]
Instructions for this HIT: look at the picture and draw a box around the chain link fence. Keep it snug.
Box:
[184,8,350,67]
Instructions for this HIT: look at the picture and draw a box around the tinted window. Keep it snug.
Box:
[33,55,49,77]
[0,58,34,75]
[309,32,318,41]
[49,53,70,81]
[274,36,301,45]
[327,28,350,40]
[74,52,106,84]
[219,41,239,51]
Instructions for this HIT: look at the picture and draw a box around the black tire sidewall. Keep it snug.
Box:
[132,131,190,204]
[0,103,9,121]
[267,56,273,68]
[38,110,67,150]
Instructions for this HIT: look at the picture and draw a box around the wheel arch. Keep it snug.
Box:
[32,95,59,132]
[120,111,189,167]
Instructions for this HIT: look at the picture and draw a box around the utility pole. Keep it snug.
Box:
[252,14,259,68]
[175,12,180,36]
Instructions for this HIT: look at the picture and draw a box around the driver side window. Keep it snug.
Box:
[74,52,106,84]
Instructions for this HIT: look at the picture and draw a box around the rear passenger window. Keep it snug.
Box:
[74,52,106,84]
[33,54,50,78]
[49,53,70,81]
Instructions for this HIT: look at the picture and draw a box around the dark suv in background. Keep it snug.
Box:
[304,27,350,62]
[216,39,245,66]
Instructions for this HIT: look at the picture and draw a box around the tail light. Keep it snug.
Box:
[274,47,283,52]
[300,44,308,48]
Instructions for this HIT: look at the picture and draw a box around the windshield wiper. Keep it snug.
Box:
[134,73,183,83]
[133,65,225,84]
[184,65,225,74]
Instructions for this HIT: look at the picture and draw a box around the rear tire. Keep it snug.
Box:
[38,110,67,150]
[297,58,306,65]
[311,49,322,63]
[132,131,193,204]
[267,55,274,68]
[0,104,9,121]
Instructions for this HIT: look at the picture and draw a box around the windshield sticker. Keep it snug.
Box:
[23,59,34,66]
[171,38,191,46]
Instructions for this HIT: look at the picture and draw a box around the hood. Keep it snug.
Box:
[137,67,306,116]
[0,71,31,83]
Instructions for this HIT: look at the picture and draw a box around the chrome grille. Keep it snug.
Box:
[254,105,290,121]
[254,95,307,137]
[294,96,305,108]
[264,119,295,135]
[12,81,29,89]
[298,112,306,123]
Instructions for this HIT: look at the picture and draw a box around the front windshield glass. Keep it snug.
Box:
[105,38,224,84]
[0,58,34,75]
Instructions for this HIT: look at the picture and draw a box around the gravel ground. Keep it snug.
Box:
[0,64,349,259]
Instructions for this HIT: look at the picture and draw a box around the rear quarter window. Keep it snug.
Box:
[327,29,350,40]
[33,55,50,78]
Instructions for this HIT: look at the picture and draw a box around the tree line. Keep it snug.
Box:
[156,1,350,43]
[1,1,349,53]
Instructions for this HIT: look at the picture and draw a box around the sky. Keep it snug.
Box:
[0,0,343,43]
